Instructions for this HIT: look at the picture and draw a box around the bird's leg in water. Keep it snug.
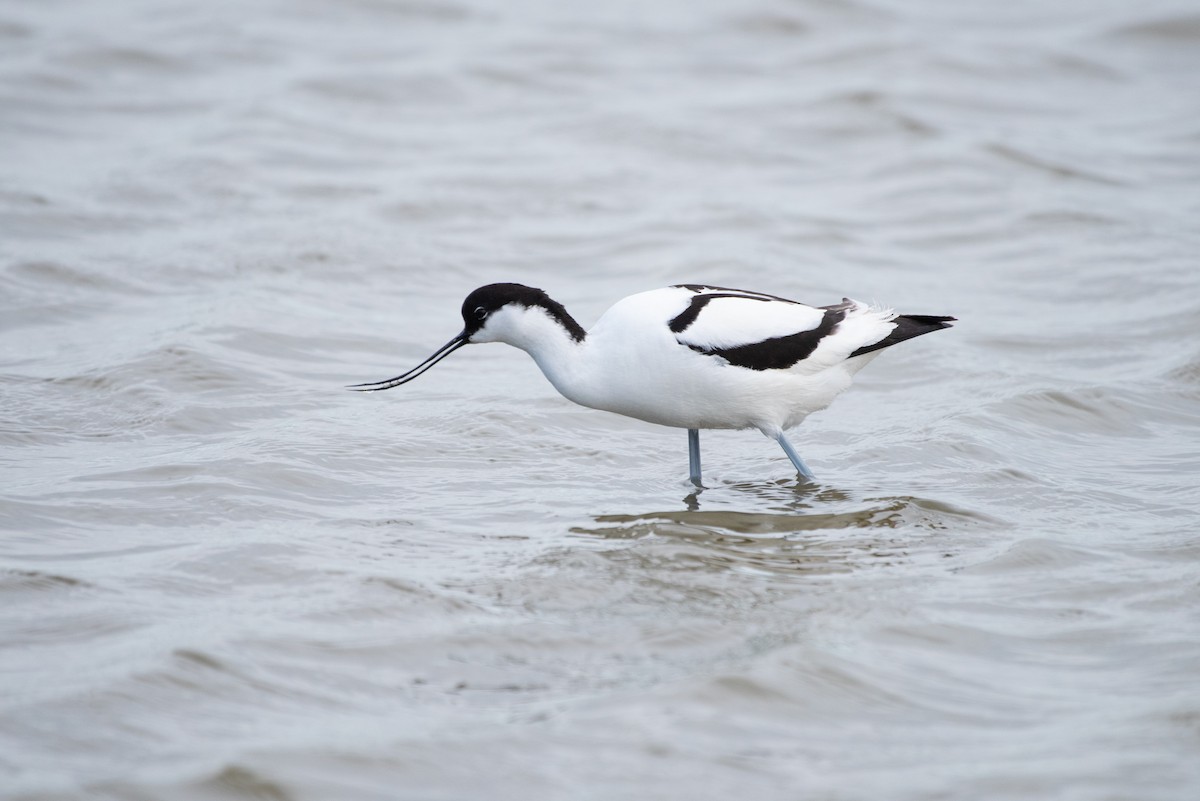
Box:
[775,433,816,481]
[688,428,702,486]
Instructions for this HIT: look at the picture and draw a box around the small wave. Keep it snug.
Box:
[985,143,1125,186]
[958,537,1108,575]
[1107,15,1200,43]
[2,259,154,297]
[984,386,1152,438]
[190,765,293,801]
[0,569,93,594]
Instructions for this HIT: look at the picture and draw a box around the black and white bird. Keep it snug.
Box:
[351,283,954,485]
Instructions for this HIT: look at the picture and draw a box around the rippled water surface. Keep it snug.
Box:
[3,0,1199,799]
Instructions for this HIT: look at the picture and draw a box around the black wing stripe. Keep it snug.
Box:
[685,309,845,371]
[671,284,799,304]
[668,292,774,334]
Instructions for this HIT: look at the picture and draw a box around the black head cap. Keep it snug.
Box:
[461,283,586,341]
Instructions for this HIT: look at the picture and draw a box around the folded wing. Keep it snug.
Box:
[669,287,907,372]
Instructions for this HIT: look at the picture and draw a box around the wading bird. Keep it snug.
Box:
[351,283,954,485]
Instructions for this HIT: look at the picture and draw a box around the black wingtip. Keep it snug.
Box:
[908,314,956,328]
[848,313,956,358]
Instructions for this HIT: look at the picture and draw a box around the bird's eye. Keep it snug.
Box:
[474,306,487,319]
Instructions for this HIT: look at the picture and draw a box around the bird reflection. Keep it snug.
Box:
[682,477,849,514]
[571,481,974,577]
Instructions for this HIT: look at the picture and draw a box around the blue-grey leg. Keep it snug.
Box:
[688,428,702,486]
[775,432,816,481]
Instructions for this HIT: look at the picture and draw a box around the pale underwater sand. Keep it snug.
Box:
[2,0,1200,799]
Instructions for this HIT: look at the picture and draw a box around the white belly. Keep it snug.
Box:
[557,326,867,433]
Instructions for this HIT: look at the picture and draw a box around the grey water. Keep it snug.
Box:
[2,0,1199,799]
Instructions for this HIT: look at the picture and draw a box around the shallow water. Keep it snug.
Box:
[2,0,1199,799]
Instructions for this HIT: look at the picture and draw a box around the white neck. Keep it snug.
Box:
[476,305,590,402]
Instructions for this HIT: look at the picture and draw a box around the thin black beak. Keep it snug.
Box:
[347,331,469,391]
